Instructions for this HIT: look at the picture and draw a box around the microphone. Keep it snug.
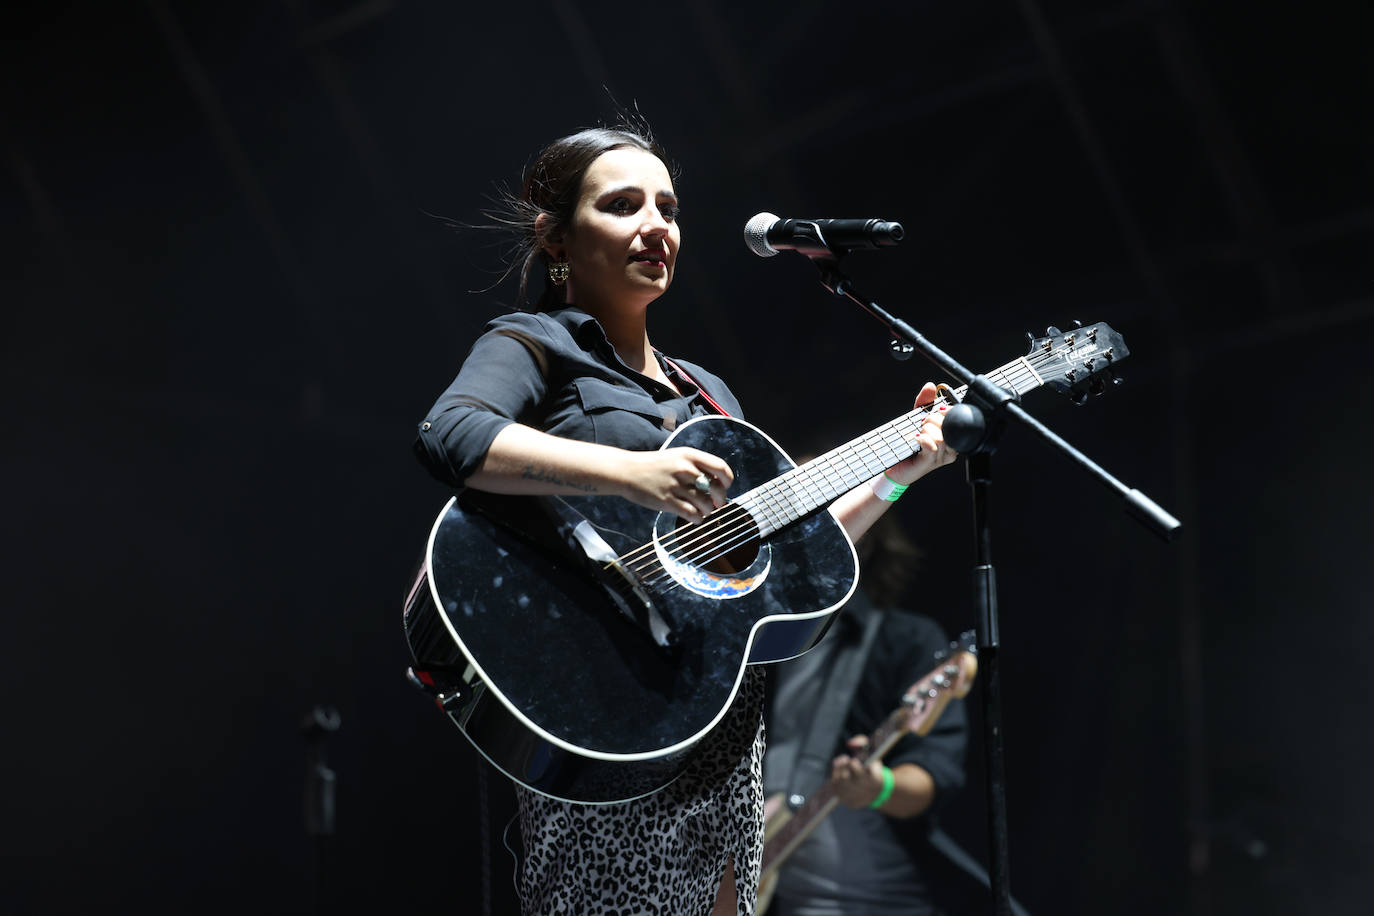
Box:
[743,212,904,258]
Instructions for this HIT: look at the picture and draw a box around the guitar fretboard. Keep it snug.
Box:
[736,354,1047,537]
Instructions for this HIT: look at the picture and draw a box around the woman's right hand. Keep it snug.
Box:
[470,426,733,523]
[616,447,734,523]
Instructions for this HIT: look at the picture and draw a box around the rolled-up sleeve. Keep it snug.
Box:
[413,316,551,488]
[874,615,970,812]
[892,692,968,810]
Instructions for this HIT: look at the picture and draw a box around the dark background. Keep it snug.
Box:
[5,1,1372,913]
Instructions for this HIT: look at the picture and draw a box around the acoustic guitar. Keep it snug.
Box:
[403,323,1124,803]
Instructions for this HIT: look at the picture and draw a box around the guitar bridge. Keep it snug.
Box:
[543,498,677,649]
[567,517,676,648]
[455,490,678,650]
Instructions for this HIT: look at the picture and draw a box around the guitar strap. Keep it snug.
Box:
[661,355,732,417]
[784,596,887,808]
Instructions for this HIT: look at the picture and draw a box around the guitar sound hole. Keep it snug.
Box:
[672,512,760,575]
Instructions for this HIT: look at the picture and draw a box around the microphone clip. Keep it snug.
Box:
[780,220,841,260]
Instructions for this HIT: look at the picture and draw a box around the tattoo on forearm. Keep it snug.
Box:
[521,465,597,492]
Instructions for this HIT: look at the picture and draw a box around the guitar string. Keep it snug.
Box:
[654,330,1090,578]
[621,353,1053,593]
[631,345,1064,584]
[639,424,920,576]
[628,406,942,589]
[626,425,1000,601]
[634,362,1044,590]
[642,396,972,592]
[609,341,1087,594]
[626,419,958,591]
[637,415,934,592]
[620,385,971,582]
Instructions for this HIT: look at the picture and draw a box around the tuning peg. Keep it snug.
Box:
[1089,375,1106,397]
[1045,325,1061,337]
[1071,319,1083,329]
[1068,389,1088,406]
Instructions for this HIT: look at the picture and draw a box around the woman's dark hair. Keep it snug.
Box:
[480,116,678,311]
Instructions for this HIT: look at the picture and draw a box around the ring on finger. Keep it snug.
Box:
[693,472,713,493]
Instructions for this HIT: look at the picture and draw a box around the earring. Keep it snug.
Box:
[548,259,570,286]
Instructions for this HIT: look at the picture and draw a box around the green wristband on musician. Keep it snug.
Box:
[868,765,896,809]
[870,473,908,502]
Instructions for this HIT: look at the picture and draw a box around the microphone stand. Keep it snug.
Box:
[802,251,1180,916]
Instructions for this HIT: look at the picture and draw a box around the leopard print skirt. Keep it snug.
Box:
[514,667,767,916]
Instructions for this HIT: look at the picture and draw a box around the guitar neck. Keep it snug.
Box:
[760,707,910,876]
[736,355,1049,538]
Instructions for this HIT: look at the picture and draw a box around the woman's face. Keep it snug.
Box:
[554,147,681,312]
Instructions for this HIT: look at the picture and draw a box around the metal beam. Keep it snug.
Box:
[142,0,323,339]
[283,0,458,321]
[1152,7,1306,315]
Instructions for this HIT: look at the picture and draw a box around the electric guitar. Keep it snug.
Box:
[756,635,979,914]
[402,323,1125,803]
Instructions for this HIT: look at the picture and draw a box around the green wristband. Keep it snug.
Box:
[868,765,895,810]
[871,473,909,502]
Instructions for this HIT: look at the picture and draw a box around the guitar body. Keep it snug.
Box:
[404,415,860,804]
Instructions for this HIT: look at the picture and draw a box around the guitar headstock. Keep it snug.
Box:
[1025,321,1130,405]
[900,630,979,736]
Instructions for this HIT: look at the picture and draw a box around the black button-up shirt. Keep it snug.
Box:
[414,307,744,488]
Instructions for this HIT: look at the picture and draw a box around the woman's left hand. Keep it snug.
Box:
[885,382,960,485]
